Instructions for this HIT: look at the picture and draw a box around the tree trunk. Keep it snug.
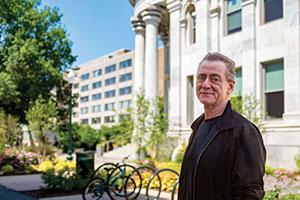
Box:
[28,130,35,147]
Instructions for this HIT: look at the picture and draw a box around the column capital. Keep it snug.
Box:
[166,0,182,13]
[131,16,145,33]
[141,6,162,26]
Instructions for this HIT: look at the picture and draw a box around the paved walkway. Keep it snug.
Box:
[0,174,173,200]
[0,186,35,200]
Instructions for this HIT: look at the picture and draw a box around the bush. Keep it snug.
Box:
[265,165,275,176]
[155,161,181,173]
[294,154,300,171]
[1,164,14,174]
[281,194,300,200]
[264,188,280,200]
[40,159,89,191]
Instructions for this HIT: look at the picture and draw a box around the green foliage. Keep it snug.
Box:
[230,95,243,114]
[147,96,169,160]
[294,154,300,171]
[264,188,280,200]
[78,125,99,150]
[1,164,14,173]
[132,93,171,160]
[133,92,151,159]
[230,94,263,131]
[26,96,58,145]
[0,109,22,147]
[40,159,89,191]
[281,194,300,200]
[58,123,81,153]
[265,165,275,176]
[0,0,76,123]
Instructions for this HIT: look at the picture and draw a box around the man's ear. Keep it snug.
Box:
[227,81,235,94]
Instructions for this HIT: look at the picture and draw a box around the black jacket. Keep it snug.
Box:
[178,102,266,200]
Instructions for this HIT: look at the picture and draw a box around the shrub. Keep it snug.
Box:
[40,159,89,191]
[1,164,14,173]
[294,154,300,171]
[281,194,300,200]
[264,188,280,200]
[265,165,275,176]
[155,161,181,173]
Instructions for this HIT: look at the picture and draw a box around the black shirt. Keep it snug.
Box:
[181,116,220,200]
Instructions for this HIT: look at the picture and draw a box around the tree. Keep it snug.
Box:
[78,125,99,150]
[0,109,22,147]
[26,96,58,147]
[230,94,264,131]
[147,96,169,160]
[0,0,76,123]
[132,92,151,160]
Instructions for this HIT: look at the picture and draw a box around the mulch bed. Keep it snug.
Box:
[21,188,82,199]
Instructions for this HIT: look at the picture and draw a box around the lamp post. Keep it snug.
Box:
[67,83,73,161]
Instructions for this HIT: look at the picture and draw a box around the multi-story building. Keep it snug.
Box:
[129,0,300,168]
[67,48,165,130]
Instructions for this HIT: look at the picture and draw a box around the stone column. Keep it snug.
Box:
[167,0,182,130]
[283,0,300,123]
[241,0,257,97]
[161,33,170,114]
[141,7,162,100]
[180,19,187,49]
[131,17,145,95]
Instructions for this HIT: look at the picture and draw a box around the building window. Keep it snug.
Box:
[119,86,132,96]
[92,117,101,124]
[185,4,196,45]
[119,73,132,82]
[119,59,132,69]
[80,96,89,103]
[104,103,115,111]
[80,107,89,114]
[105,90,116,98]
[73,83,79,89]
[119,100,131,109]
[104,116,115,123]
[232,67,242,96]
[105,77,116,86]
[264,60,284,118]
[81,118,89,124]
[81,73,89,81]
[227,0,242,34]
[92,93,101,101]
[92,81,102,89]
[93,69,102,77]
[263,0,283,23]
[81,84,89,92]
[105,64,116,73]
[92,105,101,113]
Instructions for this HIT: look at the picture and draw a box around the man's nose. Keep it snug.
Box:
[202,78,211,88]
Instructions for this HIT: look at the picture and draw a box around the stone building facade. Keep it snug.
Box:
[129,0,300,169]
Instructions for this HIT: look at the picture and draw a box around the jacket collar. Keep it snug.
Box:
[191,101,237,132]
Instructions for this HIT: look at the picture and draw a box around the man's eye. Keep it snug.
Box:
[198,76,206,82]
[212,77,220,83]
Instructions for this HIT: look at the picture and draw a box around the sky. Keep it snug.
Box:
[42,0,135,68]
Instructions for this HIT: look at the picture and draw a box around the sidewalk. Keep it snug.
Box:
[0,173,174,200]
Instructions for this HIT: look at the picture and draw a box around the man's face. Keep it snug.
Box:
[196,61,234,108]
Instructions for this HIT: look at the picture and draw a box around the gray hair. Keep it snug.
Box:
[198,52,236,82]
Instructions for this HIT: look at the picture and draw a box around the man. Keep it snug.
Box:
[178,53,266,200]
